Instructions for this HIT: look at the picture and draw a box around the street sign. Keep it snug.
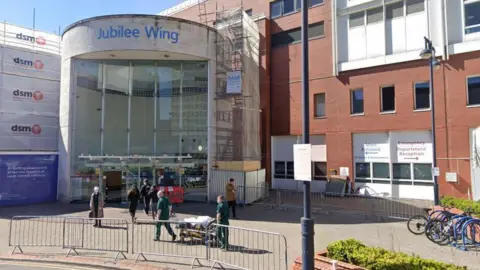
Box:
[432,167,440,177]
[339,167,349,177]
[293,144,312,181]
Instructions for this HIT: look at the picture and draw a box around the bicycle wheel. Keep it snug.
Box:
[407,215,428,235]
[425,220,450,245]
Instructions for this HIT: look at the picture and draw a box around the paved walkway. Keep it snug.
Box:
[1,202,479,269]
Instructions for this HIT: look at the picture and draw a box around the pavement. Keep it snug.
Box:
[1,201,480,270]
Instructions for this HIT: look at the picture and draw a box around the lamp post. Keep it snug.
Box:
[419,37,441,205]
[301,0,314,269]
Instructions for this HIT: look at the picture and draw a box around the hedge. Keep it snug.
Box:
[326,239,466,270]
[440,196,480,216]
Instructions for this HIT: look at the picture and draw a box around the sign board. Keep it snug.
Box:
[293,144,312,181]
[432,167,440,177]
[226,71,242,94]
[396,141,433,163]
[95,168,101,175]
[446,172,457,183]
[339,167,349,177]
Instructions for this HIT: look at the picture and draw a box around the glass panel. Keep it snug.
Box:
[414,163,432,180]
[351,89,364,114]
[271,0,283,18]
[156,61,181,160]
[406,0,425,15]
[468,76,480,106]
[313,162,327,180]
[349,12,365,28]
[465,2,480,27]
[284,0,295,14]
[310,0,323,7]
[393,163,411,179]
[73,59,102,175]
[103,60,129,155]
[373,163,390,179]
[130,61,156,155]
[381,86,395,112]
[386,1,404,20]
[355,162,370,178]
[415,82,430,110]
[367,7,383,24]
[315,93,326,117]
[274,161,285,178]
[308,22,325,38]
[286,161,294,178]
[181,61,208,156]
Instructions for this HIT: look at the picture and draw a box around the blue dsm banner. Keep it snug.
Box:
[0,154,58,206]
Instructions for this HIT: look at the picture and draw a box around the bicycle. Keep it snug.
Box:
[407,206,454,235]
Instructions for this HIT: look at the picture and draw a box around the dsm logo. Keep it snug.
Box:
[12,90,44,101]
[16,33,46,46]
[13,57,44,70]
[11,124,42,135]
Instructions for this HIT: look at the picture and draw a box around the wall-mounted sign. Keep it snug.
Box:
[354,143,390,162]
[226,71,242,94]
[396,141,432,163]
[96,25,179,44]
[339,167,349,177]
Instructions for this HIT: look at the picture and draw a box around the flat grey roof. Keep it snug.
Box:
[62,14,216,37]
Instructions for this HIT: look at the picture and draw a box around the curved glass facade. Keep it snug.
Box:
[71,59,208,201]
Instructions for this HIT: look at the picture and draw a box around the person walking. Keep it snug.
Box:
[89,186,104,227]
[148,185,159,220]
[154,190,177,241]
[140,179,152,215]
[127,185,140,222]
[225,178,237,219]
[216,195,230,251]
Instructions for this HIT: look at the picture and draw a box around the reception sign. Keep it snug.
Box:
[0,154,58,206]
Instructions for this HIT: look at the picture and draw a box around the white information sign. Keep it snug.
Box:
[396,141,433,163]
[226,71,242,94]
[432,167,440,177]
[340,167,349,177]
[293,144,312,181]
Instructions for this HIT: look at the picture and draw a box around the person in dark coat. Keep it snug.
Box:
[127,185,140,222]
[140,179,152,215]
[148,185,159,220]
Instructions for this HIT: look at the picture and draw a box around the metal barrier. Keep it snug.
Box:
[63,217,129,260]
[275,190,434,220]
[132,219,208,267]
[208,224,288,270]
[237,186,280,210]
[9,216,67,254]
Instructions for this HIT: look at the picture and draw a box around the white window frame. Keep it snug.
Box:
[466,74,480,107]
[464,0,480,35]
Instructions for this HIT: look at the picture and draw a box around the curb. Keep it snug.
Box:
[0,255,171,270]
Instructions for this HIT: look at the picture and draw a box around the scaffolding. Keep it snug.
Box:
[212,4,261,170]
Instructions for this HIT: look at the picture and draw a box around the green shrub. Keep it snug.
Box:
[440,196,480,215]
[326,239,466,270]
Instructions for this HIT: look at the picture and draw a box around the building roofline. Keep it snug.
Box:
[158,0,206,16]
[62,14,215,37]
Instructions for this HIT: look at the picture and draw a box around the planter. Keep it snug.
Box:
[291,250,366,270]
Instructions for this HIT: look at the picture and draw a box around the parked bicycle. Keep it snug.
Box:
[407,206,454,235]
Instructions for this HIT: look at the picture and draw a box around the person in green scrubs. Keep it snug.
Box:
[216,195,230,250]
[154,190,176,242]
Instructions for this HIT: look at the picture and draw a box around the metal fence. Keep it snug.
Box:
[243,189,434,220]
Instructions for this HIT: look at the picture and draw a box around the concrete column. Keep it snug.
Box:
[207,59,217,202]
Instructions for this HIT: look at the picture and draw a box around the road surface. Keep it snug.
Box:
[0,262,98,270]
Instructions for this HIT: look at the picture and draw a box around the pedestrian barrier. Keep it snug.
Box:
[9,216,289,270]
[63,217,129,260]
[9,216,66,254]
[237,185,279,209]
[208,224,288,270]
[132,219,208,268]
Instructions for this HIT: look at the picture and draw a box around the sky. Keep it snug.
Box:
[0,0,186,34]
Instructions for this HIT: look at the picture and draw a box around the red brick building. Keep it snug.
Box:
[161,0,480,200]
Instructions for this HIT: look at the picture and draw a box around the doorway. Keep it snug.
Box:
[104,171,122,202]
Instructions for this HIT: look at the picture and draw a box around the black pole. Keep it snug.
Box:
[301,0,314,269]
[426,37,440,205]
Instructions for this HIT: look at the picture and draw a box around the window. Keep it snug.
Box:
[393,163,411,179]
[373,163,390,179]
[314,93,326,117]
[349,12,365,28]
[467,76,480,106]
[465,1,480,34]
[386,1,404,20]
[367,7,383,24]
[274,161,286,178]
[381,86,395,112]
[355,163,370,178]
[286,161,294,179]
[245,9,253,16]
[271,22,325,48]
[351,89,364,114]
[406,0,425,15]
[413,164,432,180]
[414,82,430,110]
[313,162,327,180]
[270,0,324,19]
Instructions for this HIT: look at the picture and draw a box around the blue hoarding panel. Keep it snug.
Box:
[0,154,58,206]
